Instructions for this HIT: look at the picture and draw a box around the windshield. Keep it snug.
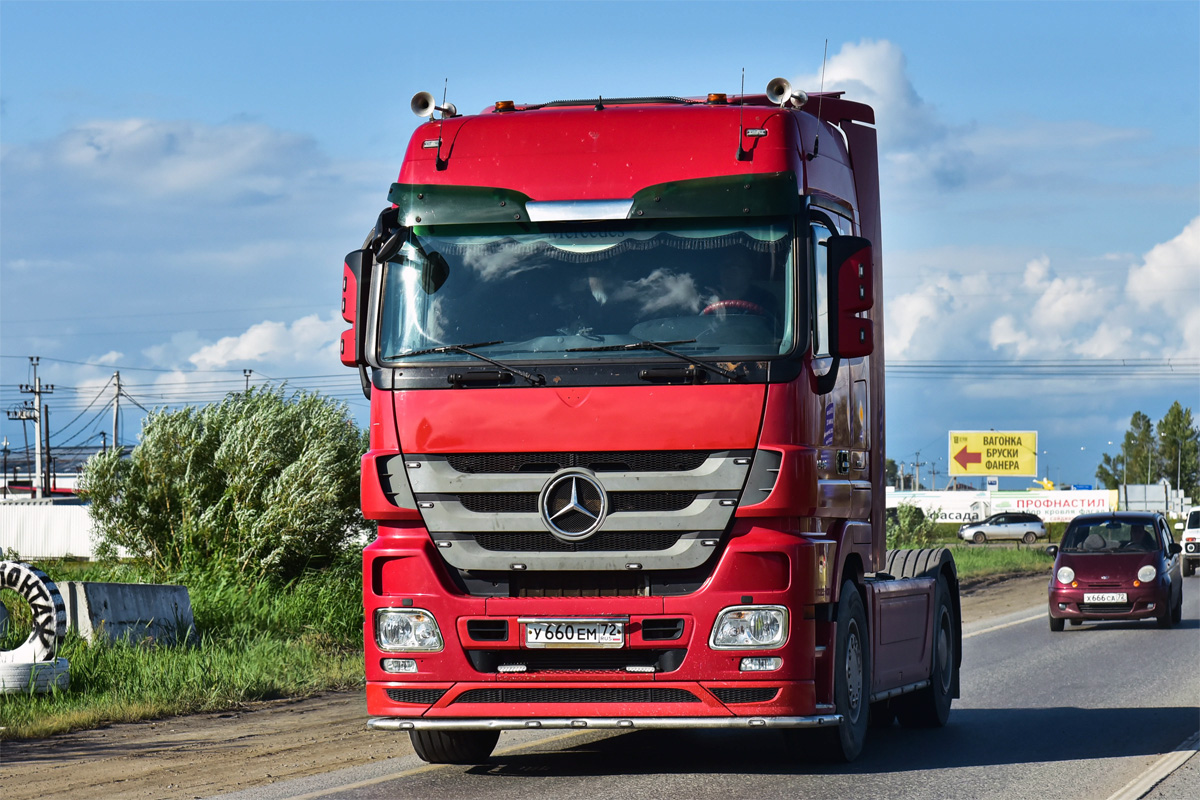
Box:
[379,218,796,363]
[1061,519,1159,553]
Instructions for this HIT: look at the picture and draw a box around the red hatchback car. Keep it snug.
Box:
[1047,512,1183,631]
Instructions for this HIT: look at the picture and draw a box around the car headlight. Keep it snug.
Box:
[1057,566,1075,585]
[1137,565,1157,583]
[375,609,443,652]
[710,606,788,649]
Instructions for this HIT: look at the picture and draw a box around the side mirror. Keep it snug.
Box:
[826,235,875,358]
[1169,542,1182,556]
[1045,545,1059,557]
[1174,522,1184,531]
[340,249,374,368]
[814,235,874,394]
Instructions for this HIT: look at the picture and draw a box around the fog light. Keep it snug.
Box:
[1148,603,1156,610]
[376,609,443,652]
[710,606,788,649]
[382,658,418,673]
[740,657,783,671]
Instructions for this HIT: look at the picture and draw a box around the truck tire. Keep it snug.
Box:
[1184,560,1195,577]
[409,729,499,764]
[0,561,66,664]
[0,658,70,694]
[894,575,955,728]
[788,580,871,763]
[885,547,958,583]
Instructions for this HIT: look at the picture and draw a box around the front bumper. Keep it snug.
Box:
[367,714,842,732]
[1048,585,1164,620]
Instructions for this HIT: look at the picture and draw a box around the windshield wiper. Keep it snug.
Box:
[566,339,743,381]
[395,341,545,386]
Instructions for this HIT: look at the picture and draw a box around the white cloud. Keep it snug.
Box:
[791,39,1148,196]
[891,217,1200,363]
[187,313,343,370]
[1126,216,1200,319]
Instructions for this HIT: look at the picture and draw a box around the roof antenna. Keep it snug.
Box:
[808,39,828,161]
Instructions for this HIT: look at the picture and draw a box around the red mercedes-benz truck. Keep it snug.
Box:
[340,77,961,764]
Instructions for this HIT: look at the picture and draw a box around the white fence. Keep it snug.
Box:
[887,489,1120,524]
[0,501,98,560]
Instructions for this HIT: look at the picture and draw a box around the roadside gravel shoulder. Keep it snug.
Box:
[0,573,1051,800]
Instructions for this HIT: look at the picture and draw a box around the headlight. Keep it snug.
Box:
[1137,565,1157,583]
[1057,566,1075,585]
[710,606,788,649]
[376,609,443,651]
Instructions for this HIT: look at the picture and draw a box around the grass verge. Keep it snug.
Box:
[0,559,363,740]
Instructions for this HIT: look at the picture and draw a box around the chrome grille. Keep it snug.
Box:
[474,531,682,552]
[446,451,711,474]
[453,688,699,704]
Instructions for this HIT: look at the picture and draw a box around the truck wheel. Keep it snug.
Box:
[1049,613,1064,632]
[1022,532,1037,545]
[972,532,986,545]
[409,729,499,764]
[1184,560,1195,577]
[789,581,870,762]
[895,575,955,728]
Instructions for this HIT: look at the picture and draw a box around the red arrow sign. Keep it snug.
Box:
[954,445,982,470]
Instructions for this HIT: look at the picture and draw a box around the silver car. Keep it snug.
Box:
[958,512,1046,544]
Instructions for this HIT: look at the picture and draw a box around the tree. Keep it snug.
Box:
[885,458,899,487]
[1156,401,1199,497]
[80,387,370,581]
[1095,404,1200,497]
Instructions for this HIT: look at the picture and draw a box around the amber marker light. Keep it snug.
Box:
[706,93,728,104]
[495,100,516,112]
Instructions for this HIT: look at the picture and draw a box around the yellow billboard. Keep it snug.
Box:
[948,430,1038,476]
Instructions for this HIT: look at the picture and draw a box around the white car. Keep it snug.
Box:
[1173,508,1199,576]
[958,512,1047,544]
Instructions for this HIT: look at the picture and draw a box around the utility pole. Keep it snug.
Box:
[11,357,53,499]
[112,371,121,450]
[1,437,9,498]
[244,369,252,392]
[42,403,51,495]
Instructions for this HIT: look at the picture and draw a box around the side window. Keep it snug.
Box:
[810,222,832,357]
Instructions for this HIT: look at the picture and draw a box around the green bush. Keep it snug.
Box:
[887,504,941,549]
[80,387,370,582]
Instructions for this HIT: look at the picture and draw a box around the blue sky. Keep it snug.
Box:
[2,1,1197,489]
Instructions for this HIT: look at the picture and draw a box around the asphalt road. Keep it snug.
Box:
[214,580,1200,800]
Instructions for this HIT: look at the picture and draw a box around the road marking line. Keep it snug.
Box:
[963,613,1043,639]
[284,729,594,799]
[1105,731,1199,800]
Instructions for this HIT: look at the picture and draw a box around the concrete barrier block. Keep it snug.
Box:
[61,582,195,645]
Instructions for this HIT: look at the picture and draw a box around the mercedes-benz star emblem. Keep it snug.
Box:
[540,471,607,541]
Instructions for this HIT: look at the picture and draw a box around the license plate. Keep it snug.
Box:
[1084,592,1128,603]
[522,619,625,649]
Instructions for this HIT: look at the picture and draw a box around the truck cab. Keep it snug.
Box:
[341,79,960,765]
